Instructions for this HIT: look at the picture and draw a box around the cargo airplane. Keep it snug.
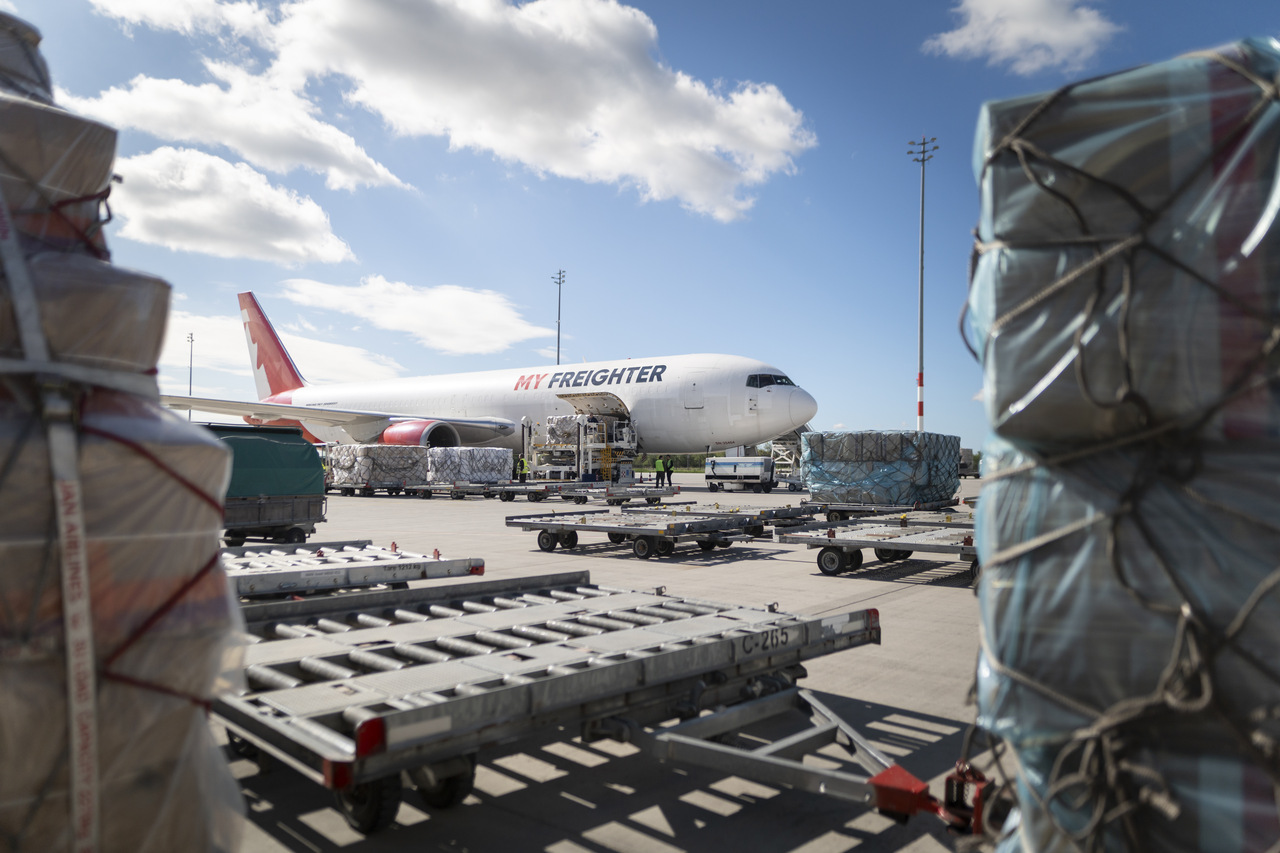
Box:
[161,292,818,453]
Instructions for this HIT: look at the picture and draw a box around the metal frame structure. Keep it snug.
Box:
[779,515,978,576]
[221,540,485,597]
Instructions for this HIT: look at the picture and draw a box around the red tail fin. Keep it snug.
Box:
[239,292,306,399]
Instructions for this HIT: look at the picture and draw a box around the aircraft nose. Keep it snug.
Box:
[789,386,818,427]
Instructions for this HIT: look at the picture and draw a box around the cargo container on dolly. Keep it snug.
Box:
[210,424,327,546]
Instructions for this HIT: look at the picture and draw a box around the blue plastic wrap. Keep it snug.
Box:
[968,38,1280,449]
[800,430,959,505]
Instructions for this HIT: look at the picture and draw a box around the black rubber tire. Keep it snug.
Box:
[874,548,898,563]
[537,530,557,552]
[361,487,375,497]
[499,491,514,502]
[608,532,627,544]
[762,484,773,494]
[716,541,732,548]
[826,511,844,523]
[341,488,354,497]
[646,497,660,505]
[752,484,762,494]
[707,482,719,493]
[746,525,765,538]
[633,536,655,559]
[417,756,477,810]
[529,492,545,502]
[420,489,432,499]
[654,538,675,557]
[846,549,864,571]
[333,775,403,835]
[574,495,588,505]
[558,531,579,549]
[788,483,799,492]
[817,547,846,576]
[284,527,306,544]
[451,492,466,500]
[697,540,717,552]
[223,534,246,547]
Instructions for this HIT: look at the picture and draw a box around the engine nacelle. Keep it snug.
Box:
[379,420,461,447]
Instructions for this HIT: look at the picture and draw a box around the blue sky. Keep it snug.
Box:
[12,0,1280,451]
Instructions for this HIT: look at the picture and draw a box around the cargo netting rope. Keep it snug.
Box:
[964,41,1280,853]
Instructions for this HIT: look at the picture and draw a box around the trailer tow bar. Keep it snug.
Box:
[871,759,990,834]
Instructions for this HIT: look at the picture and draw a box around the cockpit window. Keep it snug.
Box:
[747,374,796,388]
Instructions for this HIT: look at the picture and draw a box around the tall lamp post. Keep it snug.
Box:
[553,269,565,365]
[186,332,194,420]
[908,136,938,434]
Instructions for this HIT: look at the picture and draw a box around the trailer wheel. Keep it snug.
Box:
[341,488,355,497]
[573,495,588,505]
[499,491,514,502]
[450,491,466,500]
[223,534,246,547]
[558,531,579,549]
[817,547,846,576]
[645,496,660,505]
[284,527,307,545]
[826,511,844,523]
[846,549,864,571]
[537,530,558,552]
[607,532,627,544]
[361,487,375,497]
[788,483,799,492]
[697,540,717,552]
[970,559,981,583]
[333,774,403,835]
[633,536,655,559]
[746,524,765,538]
[654,538,675,557]
[416,755,477,810]
[419,488,432,499]
[529,492,545,502]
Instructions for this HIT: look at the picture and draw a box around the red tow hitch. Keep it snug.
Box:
[868,760,989,834]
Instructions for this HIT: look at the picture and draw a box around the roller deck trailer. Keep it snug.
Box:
[214,571,977,836]
[505,507,779,558]
[779,514,978,576]
[221,540,485,597]
[802,498,960,523]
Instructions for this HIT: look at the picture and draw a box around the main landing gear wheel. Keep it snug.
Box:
[333,775,403,835]
[537,530,557,552]
[817,547,846,576]
[654,538,675,557]
[558,531,579,549]
[633,536,656,559]
[608,532,627,544]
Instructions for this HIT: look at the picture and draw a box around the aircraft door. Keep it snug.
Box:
[682,373,705,410]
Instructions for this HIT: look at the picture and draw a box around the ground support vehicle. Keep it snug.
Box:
[211,424,327,546]
[214,571,977,836]
[803,498,959,523]
[220,540,485,597]
[506,508,784,558]
[779,513,978,577]
[704,456,777,493]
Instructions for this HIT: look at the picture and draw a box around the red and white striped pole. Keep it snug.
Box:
[909,135,938,433]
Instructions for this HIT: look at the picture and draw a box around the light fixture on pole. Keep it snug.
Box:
[908,135,938,433]
[186,332,194,420]
[553,269,565,365]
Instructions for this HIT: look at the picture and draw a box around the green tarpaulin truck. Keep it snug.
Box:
[209,425,327,546]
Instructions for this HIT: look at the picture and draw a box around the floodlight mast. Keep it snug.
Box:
[553,269,565,365]
[908,136,938,433]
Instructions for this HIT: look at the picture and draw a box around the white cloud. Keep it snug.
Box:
[111,147,355,264]
[924,0,1123,76]
[89,0,271,41]
[158,306,405,396]
[278,275,556,356]
[266,0,814,221]
[59,61,406,191]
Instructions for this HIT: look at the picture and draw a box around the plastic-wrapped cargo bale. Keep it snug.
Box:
[967,38,1280,853]
[974,439,1280,851]
[800,430,959,505]
[0,14,244,851]
[327,443,430,489]
[544,415,579,445]
[967,38,1280,449]
[427,446,514,483]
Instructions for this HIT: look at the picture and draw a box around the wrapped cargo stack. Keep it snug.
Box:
[0,14,243,853]
[327,443,430,490]
[428,446,514,483]
[968,39,1280,851]
[800,429,959,505]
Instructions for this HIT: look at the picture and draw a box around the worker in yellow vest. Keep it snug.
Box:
[518,455,528,483]
[654,456,665,487]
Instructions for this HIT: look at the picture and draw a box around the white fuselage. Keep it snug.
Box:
[287,353,816,453]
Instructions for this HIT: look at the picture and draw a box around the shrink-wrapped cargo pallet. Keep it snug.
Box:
[968,37,1280,853]
[0,13,243,852]
[427,446,514,483]
[327,443,430,489]
[543,415,580,445]
[799,430,959,505]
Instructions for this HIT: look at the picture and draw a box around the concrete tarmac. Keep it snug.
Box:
[229,473,985,853]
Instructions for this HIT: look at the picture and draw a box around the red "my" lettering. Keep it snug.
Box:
[513,373,549,391]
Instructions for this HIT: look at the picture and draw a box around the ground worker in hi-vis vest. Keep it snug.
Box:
[654,456,665,487]
[518,455,528,483]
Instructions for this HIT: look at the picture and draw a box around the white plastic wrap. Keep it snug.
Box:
[0,14,51,102]
[327,444,430,488]
[799,430,959,505]
[427,446,514,484]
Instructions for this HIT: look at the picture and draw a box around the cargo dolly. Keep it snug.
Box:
[779,513,979,576]
[505,508,773,558]
[492,481,679,505]
[221,540,485,597]
[215,572,980,835]
[804,499,959,523]
[625,501,819,533]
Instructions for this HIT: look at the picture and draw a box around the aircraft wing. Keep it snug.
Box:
[160,395,515,444]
